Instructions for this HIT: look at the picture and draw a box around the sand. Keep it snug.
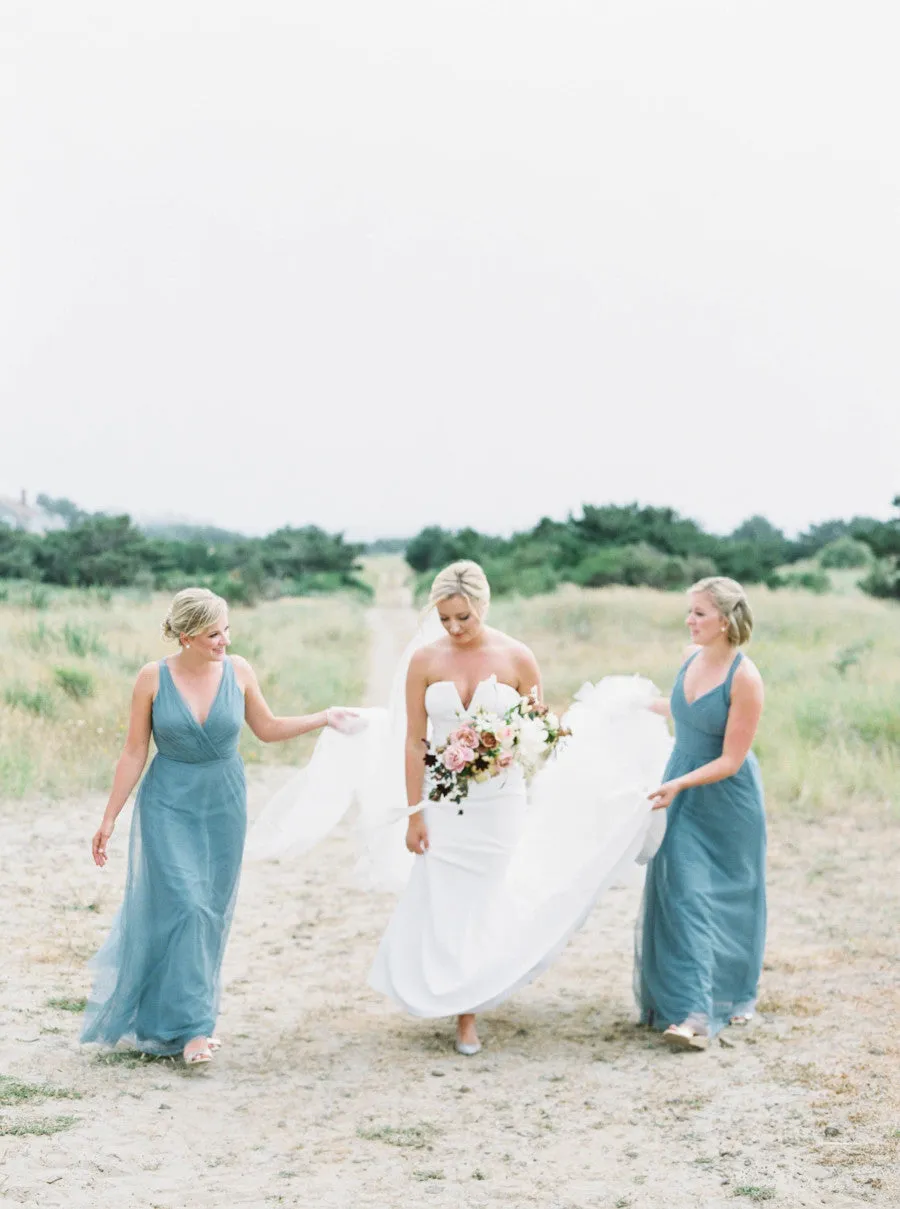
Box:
[1,593,897,1209]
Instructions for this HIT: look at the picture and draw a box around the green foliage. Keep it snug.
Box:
[29,584,51,609]
[832,640,873,676]
[0,1075,83,1106]
[19,620,56,652]
[32,515,148,586]
[818,536,874,569]
[47,995,88,1012]
[570,544,715,591]
[62,623,107,658]
[36,493,89,527]
[54,667,95,700]
[769,569,830,594]
[1,498,366,604]
[4,684,57,716]
[860,559,900,600]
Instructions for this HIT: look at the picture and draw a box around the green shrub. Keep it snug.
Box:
[53,666,95,700]
[769,569,830,594]
[29,584,51,609]
[570,544,710,591]
[63,623,107,658]
[207,573,260,606]
[18,621,57,652]
[860,560,900,600]
[4,685,57,716]
[818,536,873,569]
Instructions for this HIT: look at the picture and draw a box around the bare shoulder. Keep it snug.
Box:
[135,661,160,694]
[733,654,764,694]
[505,636,540,681]
[229,654,256,690]
[407,645,436,679]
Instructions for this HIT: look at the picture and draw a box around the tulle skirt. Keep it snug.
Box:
[81,754,246,1054]
[635,750,766,1037]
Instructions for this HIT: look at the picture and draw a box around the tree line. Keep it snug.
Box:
[0,496,368,603]
[2,494,899,603]
[404,500,900,600]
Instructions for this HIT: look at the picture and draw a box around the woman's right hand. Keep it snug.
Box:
[92,819,114,867]
[325,707,367,736]
[405,812,429,855]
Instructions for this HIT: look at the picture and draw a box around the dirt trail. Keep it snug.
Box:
[0,575,896,1208]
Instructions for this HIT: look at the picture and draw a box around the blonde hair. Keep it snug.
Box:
[428,560,491,617]
[161,587,228,645]
[690,576,753,646]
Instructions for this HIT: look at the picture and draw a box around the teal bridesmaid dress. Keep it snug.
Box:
[636,651,766,1037]
[81,657,246,1054]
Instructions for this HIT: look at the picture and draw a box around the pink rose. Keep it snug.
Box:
[496,751,514,769]
[497,725,516,750]
[442,744,477,772]
[452,726,479,749]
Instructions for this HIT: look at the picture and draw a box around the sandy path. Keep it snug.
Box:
[1,581,897,1208]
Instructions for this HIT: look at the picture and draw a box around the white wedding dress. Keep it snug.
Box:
[369,674,669,1015]
[247,620,673,1019]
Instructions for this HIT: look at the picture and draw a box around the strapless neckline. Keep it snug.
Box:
[425,674,519,713]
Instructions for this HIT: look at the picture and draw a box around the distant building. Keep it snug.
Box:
[0,490,66,534]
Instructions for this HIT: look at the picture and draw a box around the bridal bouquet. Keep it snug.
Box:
[424,690,570,813]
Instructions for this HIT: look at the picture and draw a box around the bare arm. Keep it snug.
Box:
[238,657,329,743]
[515,644,543,701]
[92,664,156,865]
[404,650,431,854]
[649,662,764,809]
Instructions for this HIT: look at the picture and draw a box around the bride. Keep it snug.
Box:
[375,560,543,1053]
[248,560,672,1054]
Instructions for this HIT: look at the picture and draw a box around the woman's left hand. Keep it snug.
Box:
[648,780,680,810]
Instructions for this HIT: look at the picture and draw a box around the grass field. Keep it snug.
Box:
[492,583,900,816]
[0,585,368,799]
[1,573,897,816]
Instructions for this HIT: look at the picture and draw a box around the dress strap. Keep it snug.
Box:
[679,650,701,677]
[724,651,744,698]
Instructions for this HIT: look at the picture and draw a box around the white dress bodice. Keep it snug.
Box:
[424,673,521,747]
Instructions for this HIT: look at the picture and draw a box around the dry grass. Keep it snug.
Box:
[0,590,368,798]
[492,583,900,815]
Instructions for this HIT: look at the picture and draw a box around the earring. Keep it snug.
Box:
[184,642,191,649]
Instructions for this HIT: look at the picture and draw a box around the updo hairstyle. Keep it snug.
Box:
[161,588,228,646]
[428,560,491,618]
[691,576,753,646]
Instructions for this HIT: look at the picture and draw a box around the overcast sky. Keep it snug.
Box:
[3,1,898,539]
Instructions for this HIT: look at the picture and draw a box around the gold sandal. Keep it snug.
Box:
[183,1038,213,1066]
[662,1023,709,1051]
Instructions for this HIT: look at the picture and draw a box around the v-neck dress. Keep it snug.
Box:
[81,657,247,1054]
[635,651,767,1037]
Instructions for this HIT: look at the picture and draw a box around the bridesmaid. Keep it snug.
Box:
[639,576,766,1050]
[82,587,356,1065]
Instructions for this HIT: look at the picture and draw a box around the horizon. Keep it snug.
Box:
[2,483,894,545]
